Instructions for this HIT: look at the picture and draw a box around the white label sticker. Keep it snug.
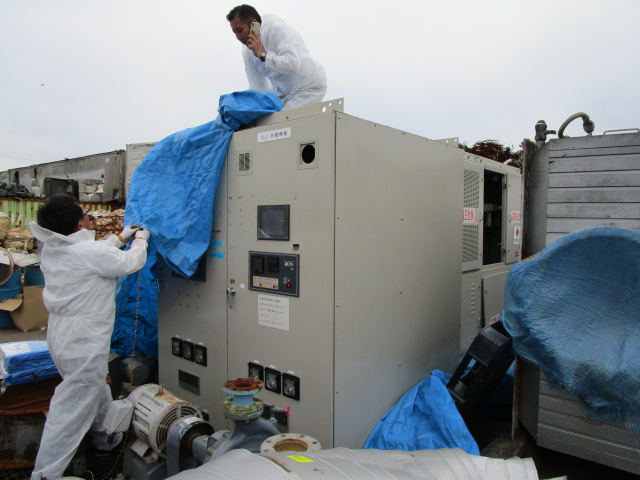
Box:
[510,211,522,224]
[1,342,32,356]
[258,127,292,143]
[258,294,290,331]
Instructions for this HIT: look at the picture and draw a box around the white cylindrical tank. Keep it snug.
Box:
[165,447,539,480]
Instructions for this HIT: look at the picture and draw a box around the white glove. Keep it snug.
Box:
[120,225,141,242]
[135,229,150,241]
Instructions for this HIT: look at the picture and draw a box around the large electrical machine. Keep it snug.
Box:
[157,99,518,449]
[460,154,522,352]
[517,120,640,474]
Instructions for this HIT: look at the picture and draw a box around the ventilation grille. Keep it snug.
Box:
[463,169,481,263]
[464,169,480,208]
[239,152,252,173]
[463,224,479,263]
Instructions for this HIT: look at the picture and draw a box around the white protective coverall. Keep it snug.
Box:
[29,222,148,480]
[242,13,327,110]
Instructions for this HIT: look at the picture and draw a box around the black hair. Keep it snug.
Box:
[226,4,261,24]
[37,194,83,236]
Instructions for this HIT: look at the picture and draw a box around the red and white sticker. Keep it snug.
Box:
[514,226,521,245]
[510,211,522,224]
[463,208,478,224]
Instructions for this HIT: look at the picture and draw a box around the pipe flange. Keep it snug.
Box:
[223,378,263,392]
[260,433,322,453]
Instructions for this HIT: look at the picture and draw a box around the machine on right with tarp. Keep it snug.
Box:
[512,117,640,475]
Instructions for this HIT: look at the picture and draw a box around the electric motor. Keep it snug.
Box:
[128,384,202,453]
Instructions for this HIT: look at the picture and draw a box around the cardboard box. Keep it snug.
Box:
[0,286,49,332]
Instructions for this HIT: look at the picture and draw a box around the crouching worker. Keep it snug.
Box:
[29,194,150,480]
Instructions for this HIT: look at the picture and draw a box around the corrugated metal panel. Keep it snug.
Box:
[537,375,640,475]
[524,133,640,474]
[544,132,640,245]
[7,150,125,202]
[0,199,114,231]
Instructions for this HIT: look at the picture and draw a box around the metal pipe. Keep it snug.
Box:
[557,112,595,138]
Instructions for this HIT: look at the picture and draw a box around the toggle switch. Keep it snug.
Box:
[194,344,207,366]
[265,367,282,394]
[182,341,194,362]
[282,373,300,401]
[171,337,183,357]
[248,362,264,381]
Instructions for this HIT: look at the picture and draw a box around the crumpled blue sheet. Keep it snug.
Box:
[112,241,159,358]
[363,370,480,454]
[124,90,282,276]
[112,91,282,358]
[502,227,640,430]
[0,341,60,388]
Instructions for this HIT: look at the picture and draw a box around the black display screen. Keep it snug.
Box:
[257,205,289,240]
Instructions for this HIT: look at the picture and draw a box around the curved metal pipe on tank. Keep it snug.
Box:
[557,112,595,138]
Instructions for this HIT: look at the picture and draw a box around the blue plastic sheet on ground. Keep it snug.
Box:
[502,227,640,431]
[112,91,282,358]
[0,341,60,387]
[363,370,480,454]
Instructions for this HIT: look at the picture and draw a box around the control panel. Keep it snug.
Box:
[248,252,300,297]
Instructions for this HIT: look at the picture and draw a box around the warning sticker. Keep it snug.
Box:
[510,211,522,224]
[286,455,314,463]
[514,226,521,245]
[463,208,479,224]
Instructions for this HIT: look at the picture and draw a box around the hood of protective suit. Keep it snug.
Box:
[30,221,95,247]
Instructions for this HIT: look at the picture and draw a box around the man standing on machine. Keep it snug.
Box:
[227,4,327,110]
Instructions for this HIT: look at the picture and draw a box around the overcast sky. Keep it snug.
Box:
[1,0,638,172]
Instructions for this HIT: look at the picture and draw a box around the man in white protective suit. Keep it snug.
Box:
[29,194,150,480]
[227,4,327,111]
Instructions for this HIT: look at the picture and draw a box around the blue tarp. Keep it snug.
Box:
[363,370,480,454]
[112,241,159,358]
[502,227,640,431]
[112,91,282,358]
[0,341,60,387]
